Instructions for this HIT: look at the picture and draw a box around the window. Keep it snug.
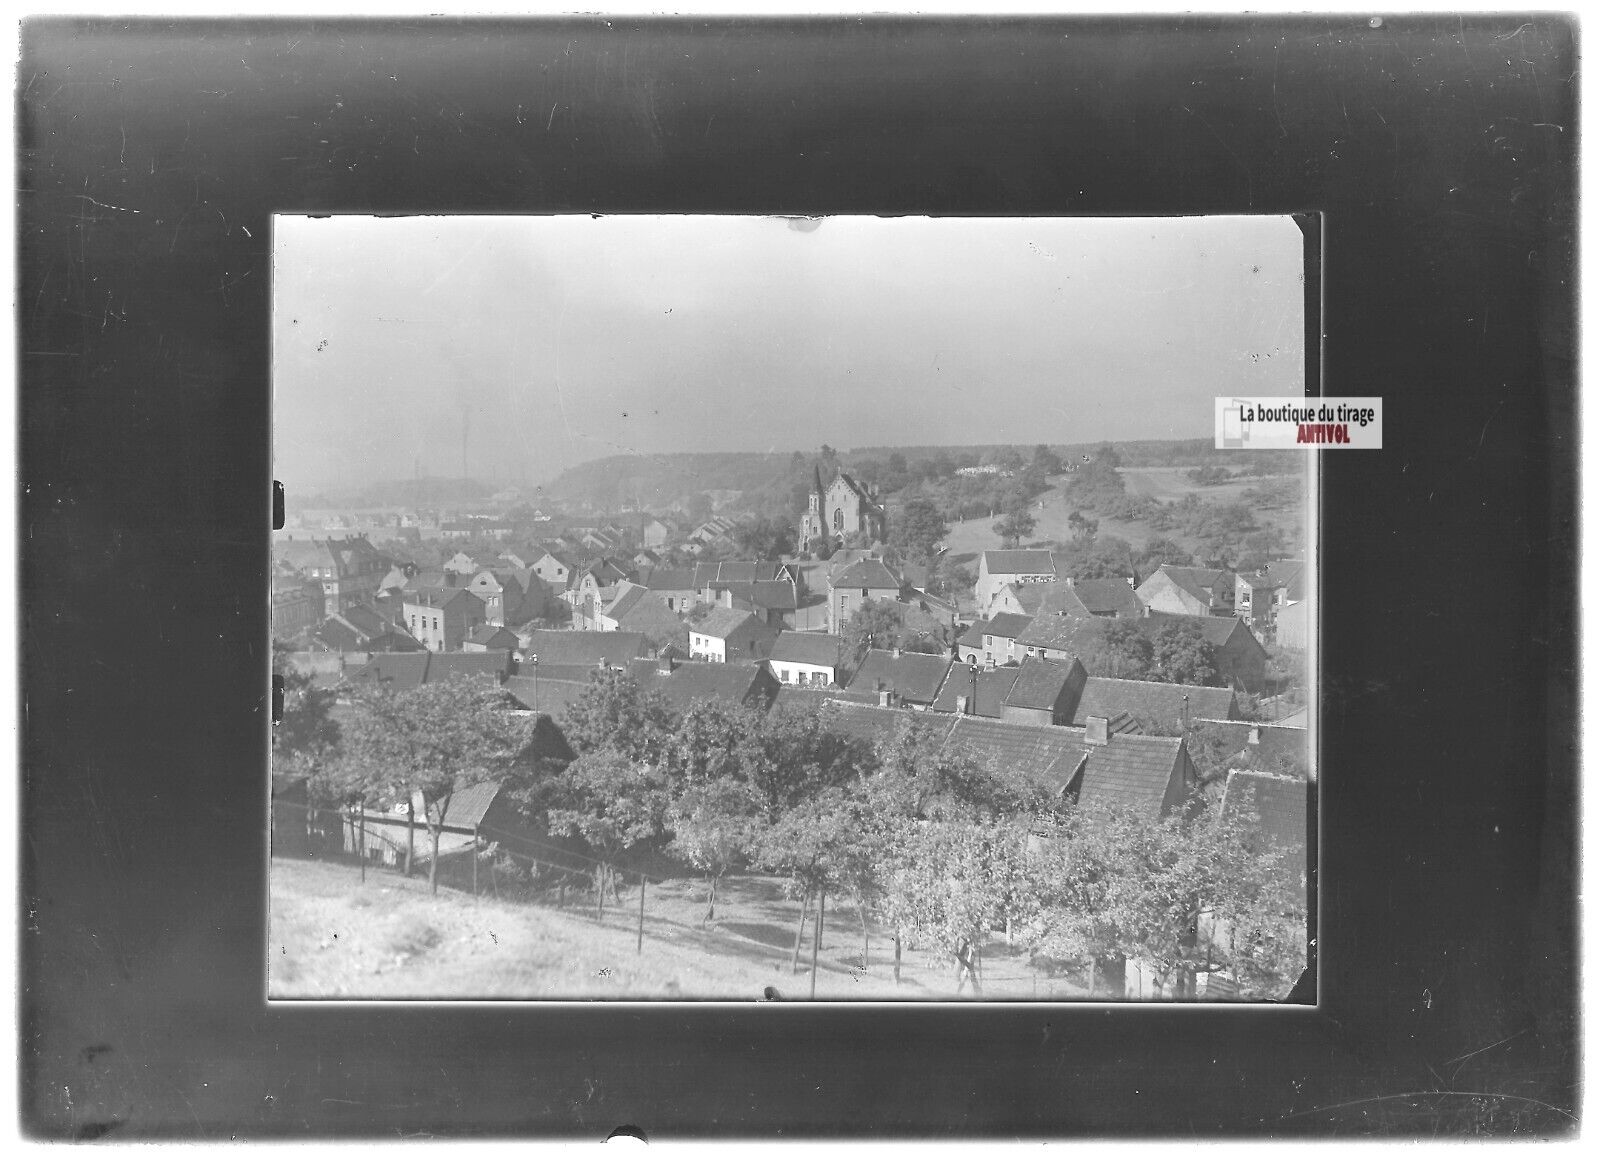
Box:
[780,669,790,683]
[833,508,843,531]
[861,588,869,598]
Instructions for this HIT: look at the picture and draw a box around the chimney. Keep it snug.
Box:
[1086,715,1110,746]
[955,694,969,715]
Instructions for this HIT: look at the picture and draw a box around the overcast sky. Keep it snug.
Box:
[274,214,1305,490]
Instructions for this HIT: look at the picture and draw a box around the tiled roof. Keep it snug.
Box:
[1142,611,1262,652]
[984,612,1035,641]
[819,704,1185,818]
[1034,582,1094,619]
[503,675,594,718]
[630,659,775,710]
[465,624,517,647]
[1071,676,1237,731]
[830,558,901,591]
[769,631,844,668]
[723,579,798,610]
[1185,719,1310,781]
[640,566,696,592]
[349,650,511,690]
[1264,559,1308,599]
[523,630,649,667]
[693,561,783,587]
[769,686,882,714]
[1146,566,1235,605]
[956,619,991,648]
[604,584,650,622]
[424,780,503,829]
[982,549,1057,576]
[929,665,1020,717]
[1070,578,1144,618]
[1222,770,1309,862]
[1015,611,1101,654]
[845,649,953,704]
[694,606,758,641]
[1003,657,1088,712]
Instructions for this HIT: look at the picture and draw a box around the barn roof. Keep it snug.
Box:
[1071,677,1237,731]
[1070,578,1144,618]
[523,630,648,667]
[1221,770,1309,861]
[1003,657,1088,712]
[982,549,1057,576]
[846,648,953,704]
[769,631,844,667]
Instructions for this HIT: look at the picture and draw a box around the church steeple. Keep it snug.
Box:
[812,463,825,502]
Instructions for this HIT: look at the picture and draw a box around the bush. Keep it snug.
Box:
[385,916,442,958]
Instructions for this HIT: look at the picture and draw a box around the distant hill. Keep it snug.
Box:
[540,453,811,515]
[295,477,495,510]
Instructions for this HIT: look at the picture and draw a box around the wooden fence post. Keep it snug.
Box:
[637,874,646,954]
[472,827,479,897]
[358,803,366,884]
[810,887,826,1000]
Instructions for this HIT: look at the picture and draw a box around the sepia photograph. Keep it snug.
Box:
[269,213,1315,1002]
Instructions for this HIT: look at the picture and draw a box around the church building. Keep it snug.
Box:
[799,464,888,549]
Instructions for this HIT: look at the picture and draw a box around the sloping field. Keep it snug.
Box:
[270,857,1085,1001]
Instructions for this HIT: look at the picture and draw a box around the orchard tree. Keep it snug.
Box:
[341,673,532,894]
[547,745,672,905]
[1088,619,1156,680]
[1135,537,1193,578]
[667,777,763,924]
[877,816,1038,995]
[1149,622,1220,686]
[894,496,949,559]
[993,500,1037,547]
[841,597,905,659]
[557,668,677,762]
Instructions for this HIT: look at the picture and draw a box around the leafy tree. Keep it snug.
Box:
[841,597,905,658]
[1066,509,1100,545]
[1149,622,1220,686]
[340,673,531,893]
[668,778,763,923]
[749,704,875,824]
[734,515,797,560]
[1134,537,1193,578]
[993,508,1037,548]
[547,745,671,903]
[1088,619,1156,680]
[871,716,1049,822]
[272,641,341,770]
[893,496,949,559]
[557,668,678,762]
[1187,465,1232,486]
[1032,444,1064,476]
[877,816,1038,995]
[993,447,1026,474]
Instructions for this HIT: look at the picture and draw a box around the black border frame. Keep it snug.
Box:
[18,15,1577,1138]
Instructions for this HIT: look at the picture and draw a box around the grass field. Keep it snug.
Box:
[943,467,1308,563]
[270,856,1088,1001]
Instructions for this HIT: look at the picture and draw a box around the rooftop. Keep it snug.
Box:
[845,648,954,704]
[982,549,1057,576]
[769,631,844,668]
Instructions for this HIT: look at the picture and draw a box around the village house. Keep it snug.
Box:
[715,579,800,628]
[1136,565,1237,618]
[271,567,326,640]
[641,518,671,549]
[822,702,1200,821]
[1274,598,1310,651]
[827,556,903,635]
[798,464,888,549]
[609,587,690,651]
[402,588,489,652]
[1069,676,1239,733]
[974,549,1060,618]
[462,624,521,654]
[521,629,650,675]
[1233,559,1308,637]
[689,607,780,664]
[845,647,953,709]
[529,547,577,589]
[626,652,781,712]
[954,611,1036,667]
[311,605,423,655]
[931,655,1088,726]
[275,535,389,613]
[1141,611,1269,692]
[442,551,479,575]
[637,566,699,614]
[1066,576,1145,619]
[766,631,847,688]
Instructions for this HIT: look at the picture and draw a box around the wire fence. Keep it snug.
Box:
[269,801,1118,996]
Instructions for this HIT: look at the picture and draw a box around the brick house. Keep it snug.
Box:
[1136,565,1237,618]
[974,550,1060,618]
